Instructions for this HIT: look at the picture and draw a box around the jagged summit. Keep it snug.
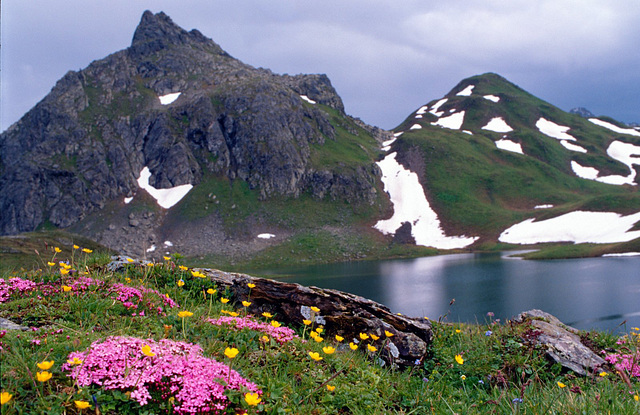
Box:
[130,11,224,58]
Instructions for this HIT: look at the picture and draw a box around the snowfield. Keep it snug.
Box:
[374,152,478,249]
[429,98,448,117]
[499,210,640,244]
[589,118,640,137]
[560,140,587,153]
[536,118,576,141]
[137,167,193,209]
[158,92,181,105]
[495,139,523,154]
[570,141,640,185]
[481,117,513,133]
[483,95,500,103]
[431,111,465,130]
[456,85,475,96]
[300,95,316,104]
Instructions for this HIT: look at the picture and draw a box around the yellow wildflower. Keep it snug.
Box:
[635,395,639,402]
[207,288,216,295]
[303,319,312,326]
[455,329,461,333]
[260,335,269,343]
[75,401,91,409]
[178,265,188,271]
[455,354,464,365]
[557,382,566,388]
[242,301,252,307]
[126,258,134,263]
[146,263,154,267]
[62,285,72,292]
[73,245,79,249]
[308,352,323,361]
[385,330,394,337]
[177,280,185,287]
[359,333,369,340]
[326,385,336,392]
[270,321,282,328]
[36,371,52,382]
[37,360,54,370]
[163,256,171,261]
[224,347,239,359]
[67,357,83,366]
[54,247,62,253]
[460,375,466,380]
[315,327,323,334]
[599,371,607,377]
[125,277,131,283]
[367,344,377,352]
[322,346,336,354]
[335,335,344,342]
[178,311,193,318]
[244,392,261,406]
[310,306,320,313]
[262,312,273,318]
[313,335,324,343]
[60,268,70,276]
[221,297,230,304]
[370,334,380,341]
[1,392,13,405]
[310,331,319,339]
[228,312,239,317]
[349,342,358,350]
[59,262,71,269]
[141,345,156,357]
[47,261,55,267]
[247,283,256,288]
[81,248,92,253]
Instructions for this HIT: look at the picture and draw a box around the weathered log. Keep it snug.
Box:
[196,267,432,367]
[515,309,606,376]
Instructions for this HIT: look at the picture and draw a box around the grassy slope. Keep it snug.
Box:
[390,73,640,256]
[1,257,639,413]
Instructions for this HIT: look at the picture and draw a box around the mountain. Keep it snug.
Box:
[0,11,391,264]
[2,12,639,266]
[382,73,640,251]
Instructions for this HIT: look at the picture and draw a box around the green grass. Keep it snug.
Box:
[1,256,639,413]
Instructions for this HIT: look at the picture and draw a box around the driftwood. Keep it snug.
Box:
[515,309,606,376]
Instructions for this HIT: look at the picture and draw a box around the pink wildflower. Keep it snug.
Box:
[208,315,298,344]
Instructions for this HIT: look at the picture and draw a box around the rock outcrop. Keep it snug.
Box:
[515,309,607,376]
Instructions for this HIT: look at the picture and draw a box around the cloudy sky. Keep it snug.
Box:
[2,0,639,132]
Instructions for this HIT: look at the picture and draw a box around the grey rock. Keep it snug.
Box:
[515,309,606,376]
[0,317,29,331]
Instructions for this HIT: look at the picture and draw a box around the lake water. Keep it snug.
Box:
[257,252,640,333]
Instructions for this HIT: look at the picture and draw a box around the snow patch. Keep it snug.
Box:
[158,92,181,105]
[381,137,398,152]
[410,124,422,130]
[499,210,640,244]
[415,115,423,119]
[374,152,478,249]
[146,245,156,253]
[393,132,404,137]
[124,196,133,204]
[589,118,640,137]
[483,95,500,103]
[602,252,640,257]
[536,118,576,141]
[495,139,523,154]
[137,167,193,209]
[164,241,173,247]
[429,98,448,117]
[456,85,475,96]
[431,111,465,130]
[534,204,554,209]
[462,130,473,135]
[560,140,587,153]
[257,233,276,239]
[571,161,600,180]
[481,117,513,133]
[416,105,430,115]
[300,95,316,104]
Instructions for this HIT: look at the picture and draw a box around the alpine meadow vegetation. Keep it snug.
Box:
[1,246,639,414]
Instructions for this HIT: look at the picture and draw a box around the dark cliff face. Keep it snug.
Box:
[0,11,384,237]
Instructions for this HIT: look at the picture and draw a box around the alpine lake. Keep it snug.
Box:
[256,252,640,334]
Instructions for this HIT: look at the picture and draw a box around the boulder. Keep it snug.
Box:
[515,309,606,376]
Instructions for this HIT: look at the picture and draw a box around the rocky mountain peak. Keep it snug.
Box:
[130,11,219,57]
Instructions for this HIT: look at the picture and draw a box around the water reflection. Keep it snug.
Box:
[259,253,640,333]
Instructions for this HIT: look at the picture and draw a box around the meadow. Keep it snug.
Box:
[1,246,639,414]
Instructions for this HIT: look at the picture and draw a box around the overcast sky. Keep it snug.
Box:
[2,0,640,132]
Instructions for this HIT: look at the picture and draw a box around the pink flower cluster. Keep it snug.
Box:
[109,283,178,314]
[0,277,37,302]
[64,336,261,414]
[208,315,298,344]
[605,352,640,378]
